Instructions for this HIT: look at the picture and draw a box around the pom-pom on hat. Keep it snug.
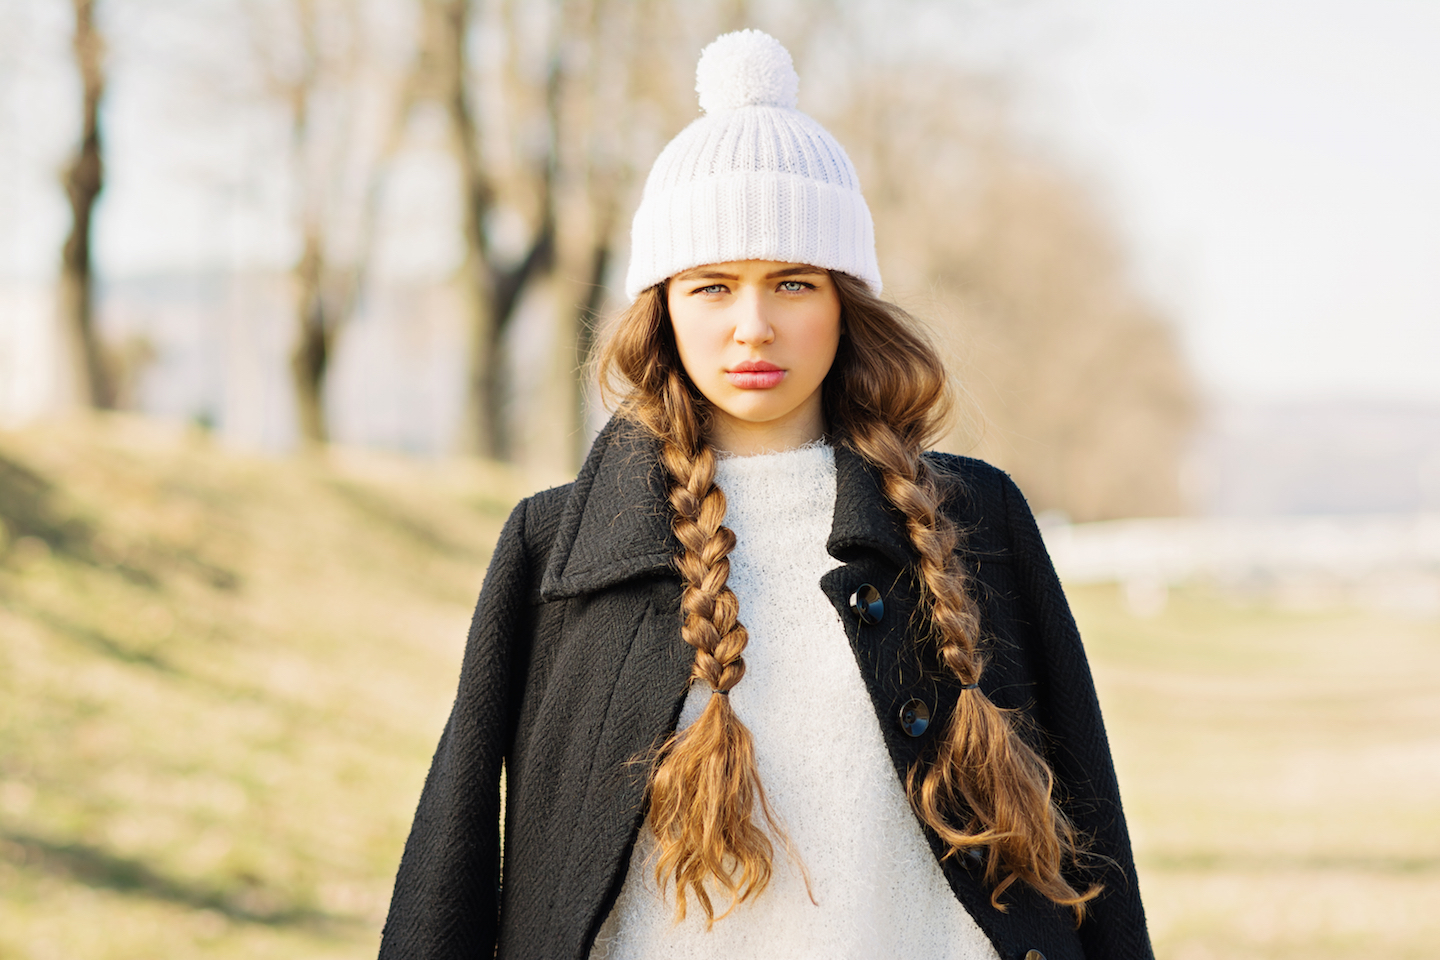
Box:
[624,29,881,299]
[695,29,798,112]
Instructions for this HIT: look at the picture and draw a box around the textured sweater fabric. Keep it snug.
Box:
[590,444,999,959]
[378,417,1154,960]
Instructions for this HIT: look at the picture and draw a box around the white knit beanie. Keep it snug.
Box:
[624,29,882,299]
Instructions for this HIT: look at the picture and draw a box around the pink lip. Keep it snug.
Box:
[726,360,785,389]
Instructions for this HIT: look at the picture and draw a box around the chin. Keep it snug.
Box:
[719,404,791,426]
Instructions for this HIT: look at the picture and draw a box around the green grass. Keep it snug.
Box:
[2,415,1436,958]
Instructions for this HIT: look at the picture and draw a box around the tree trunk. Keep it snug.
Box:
[437,0,554,461]
[432,0,501,459]
[274,0,412,449]
[290,233,331,446]
[58,0,110,410]
[546,150,614,469]
[544,0,629,470]
[572,239,609,450]
[457,240,501,460]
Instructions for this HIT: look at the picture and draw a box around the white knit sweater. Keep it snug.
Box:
[589,444,999,960]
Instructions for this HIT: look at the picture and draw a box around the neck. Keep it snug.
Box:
[708,408,826,457]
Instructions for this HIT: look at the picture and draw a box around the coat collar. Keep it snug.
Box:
[540,417,916,600]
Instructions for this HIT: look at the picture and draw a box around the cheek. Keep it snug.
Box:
[666,303,724,387]
[799,308,842,377]
[665,295,696,370]
[667,317,706,378]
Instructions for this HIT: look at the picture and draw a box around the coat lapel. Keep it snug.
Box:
[539,418,678,600]
[827,442,917,569]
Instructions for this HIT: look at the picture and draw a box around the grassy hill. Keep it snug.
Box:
[0,415,540,959]
[2,415,1437,959]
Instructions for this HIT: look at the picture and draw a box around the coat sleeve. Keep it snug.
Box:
[379,498,535,959]
[998,473,1156,960]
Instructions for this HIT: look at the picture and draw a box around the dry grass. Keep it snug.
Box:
[1,415,1435,958]
[0,414,541,959]
[1073,583,1440,959]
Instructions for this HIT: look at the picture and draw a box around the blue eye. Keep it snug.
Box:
[779,280,811,292]
[697,284,727,294]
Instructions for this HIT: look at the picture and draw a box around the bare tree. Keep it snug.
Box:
[432,0,727,465]
[539,0,631,464]
[417,0,557,461]
[530,0,736,466]
[837,64,1197,520]
[248,0,414,445]
[57,0,111,409]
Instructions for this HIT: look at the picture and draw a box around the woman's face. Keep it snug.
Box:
[667,260,841,456]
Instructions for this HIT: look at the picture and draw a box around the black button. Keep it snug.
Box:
[849,583,883,624]
[898,698,930,737]
[1024,951,1047,960]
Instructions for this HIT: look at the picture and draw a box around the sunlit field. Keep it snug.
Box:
[2,417,1436,959]
[0,416,530,959]
[1074,585,1440,960]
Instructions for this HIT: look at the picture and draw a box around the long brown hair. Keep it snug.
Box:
[594,272,1099,926]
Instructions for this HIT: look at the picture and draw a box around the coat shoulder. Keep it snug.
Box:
[922,452,1031,553]
[923,451,1015,506]
[518,482,574,543]
[511,482,576,583]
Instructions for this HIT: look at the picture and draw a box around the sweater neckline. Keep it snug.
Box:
[714,438,831,462]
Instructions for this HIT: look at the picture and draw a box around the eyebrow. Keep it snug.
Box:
[672,265,826,282]
[673,269,740,281]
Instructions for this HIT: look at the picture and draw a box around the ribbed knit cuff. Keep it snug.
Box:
[625,174,880,298]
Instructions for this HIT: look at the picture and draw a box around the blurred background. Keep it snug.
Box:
[1,0,1436,957]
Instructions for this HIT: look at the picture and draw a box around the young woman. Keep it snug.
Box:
[380,30,1153,960]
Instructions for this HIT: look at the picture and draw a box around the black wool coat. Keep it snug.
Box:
[380,417,1154,960]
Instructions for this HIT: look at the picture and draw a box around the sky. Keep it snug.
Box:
[978,0,1440,403]
[3,0,1438,406]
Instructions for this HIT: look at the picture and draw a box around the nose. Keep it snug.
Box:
[732,290,775,345]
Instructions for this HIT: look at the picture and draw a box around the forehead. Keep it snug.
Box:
[671,260,827,281]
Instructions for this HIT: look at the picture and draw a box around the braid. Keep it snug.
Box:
[851,420,1097,916]
[827,271,1099,919]
[847,418,982,681]
[593,284,794,926]
[641,363,787,927]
